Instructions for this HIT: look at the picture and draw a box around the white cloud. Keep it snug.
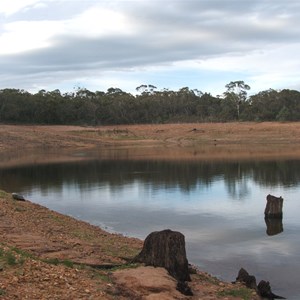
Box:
[0,4,134,55]
[0,0,300,93]
[0,20,61,54]
[0,0,43,16]
[67,6,135,38]
[198,43,300,92]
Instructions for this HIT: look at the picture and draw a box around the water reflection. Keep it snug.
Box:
[1,159,300,195]
[265,218,284,236]
[1,157,300,299]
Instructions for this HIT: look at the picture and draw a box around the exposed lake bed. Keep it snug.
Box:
[1,123,300,299]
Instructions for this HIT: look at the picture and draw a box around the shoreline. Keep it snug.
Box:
[1,122,300,169]
[0,190,259,299]
[1,122,298,298]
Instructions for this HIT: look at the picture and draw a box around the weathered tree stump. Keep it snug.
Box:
[133,229,191,282]
[176,281,193,296]
[236,268,257,290]
[264,194,283,218]
[235,268,286,299]
[257,280,286,299]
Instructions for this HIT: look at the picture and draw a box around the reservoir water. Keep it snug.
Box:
[1,151,300,299]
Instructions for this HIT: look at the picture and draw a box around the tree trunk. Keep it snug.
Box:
[264,194,283,218]
[133,229,191,282]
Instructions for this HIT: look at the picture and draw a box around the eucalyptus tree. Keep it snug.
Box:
[250,88,300,121]
[136,84,157,95]
[0,88,33,123]
[224,81,250,120]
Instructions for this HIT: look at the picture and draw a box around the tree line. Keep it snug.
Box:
[0,81,299,125]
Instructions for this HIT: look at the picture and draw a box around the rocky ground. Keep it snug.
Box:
[0,190,259,299]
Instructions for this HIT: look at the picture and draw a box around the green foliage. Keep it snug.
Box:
[110,263,139,272]
[0,246,33,267]
[10,247,33,259]
[6,252,17,265]
[217,287,253,299]
[0,248,17,266]
[276,106,290,121]
[0,84,299,125]
[0,190,8,197]
[42,257,74,268]
[224,81,251,120]
[43,258,60,265]
[62,260,74,268]
[249,88,300,121]
[0,288,6,296]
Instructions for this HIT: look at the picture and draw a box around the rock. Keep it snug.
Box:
[236,268,257,290]
[12,193,25,201]
[112,266,186,300]
[257,280,286,299]
[265,194,283,218]
[134,229,191,282]
[236,269,286,299]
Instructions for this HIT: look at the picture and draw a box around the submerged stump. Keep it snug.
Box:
[264,194,283,218]
[134,229,191,282]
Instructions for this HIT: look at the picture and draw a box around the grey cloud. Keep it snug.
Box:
[0,31,237,77]
[1,0,300,91]
[125,0,300,40]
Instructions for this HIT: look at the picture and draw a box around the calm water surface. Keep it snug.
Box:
[1,152,300,299]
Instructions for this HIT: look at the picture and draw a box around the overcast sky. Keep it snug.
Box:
[0,0,300,95]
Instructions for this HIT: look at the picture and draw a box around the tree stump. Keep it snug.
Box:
[236,268,257,290]
[236,269,286,299]
[257,280,286,299]
[134,229,191,282]
[264,194,283,218]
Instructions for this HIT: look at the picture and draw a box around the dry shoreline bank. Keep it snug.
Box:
[1,122,299,299]
[1,122,300,168]
[0,190,259,299]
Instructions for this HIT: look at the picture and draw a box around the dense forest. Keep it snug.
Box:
[0,81,299,125]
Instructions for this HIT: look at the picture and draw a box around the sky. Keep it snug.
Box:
[0,0,300,96]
